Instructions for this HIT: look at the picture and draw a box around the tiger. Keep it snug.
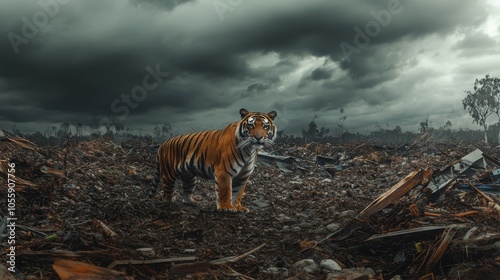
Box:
[152,108,277,212]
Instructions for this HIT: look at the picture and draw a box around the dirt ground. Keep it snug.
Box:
[1,134,500,279]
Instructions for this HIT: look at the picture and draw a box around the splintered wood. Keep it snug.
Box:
[425,226,458,272]
[357,168,433,221]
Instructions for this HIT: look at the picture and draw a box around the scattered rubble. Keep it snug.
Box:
[1,129,500,279]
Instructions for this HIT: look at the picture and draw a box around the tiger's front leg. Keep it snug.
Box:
[214,172,237,212]
[232,178,250,213]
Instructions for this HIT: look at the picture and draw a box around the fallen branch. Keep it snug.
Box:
[465,179,500,217]
[210,243,266,265]
[93,219,118,238]
[107,256,197,270]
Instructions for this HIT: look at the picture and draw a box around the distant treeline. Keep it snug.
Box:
[277,126,491,146]
[14,125,493,147]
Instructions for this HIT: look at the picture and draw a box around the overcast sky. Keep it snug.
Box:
[1,0,500,136]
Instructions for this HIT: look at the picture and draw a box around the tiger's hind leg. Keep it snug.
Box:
[161,175,176,203]
[180,173,197,204]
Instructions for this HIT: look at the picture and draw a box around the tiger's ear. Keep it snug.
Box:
[267,111,277,120]
[239,108,249,119]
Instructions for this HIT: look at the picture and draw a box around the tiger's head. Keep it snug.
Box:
[237,108,277,149]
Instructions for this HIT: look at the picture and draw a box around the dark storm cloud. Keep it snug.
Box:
[0,0,493,133]
[247,83,271,92]
[309,67,333,81]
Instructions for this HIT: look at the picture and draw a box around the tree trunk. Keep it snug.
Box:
[484,124,488,144]
[497,122,500,146]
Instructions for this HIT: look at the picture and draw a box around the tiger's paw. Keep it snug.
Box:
[217,205,237,212]
[236,205,250,213]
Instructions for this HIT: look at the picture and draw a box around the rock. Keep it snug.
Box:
[320,259,342,272]
[264,266,288,276]
[253,199,270,208]
[294,259,318,273]
[298,210,312,218]
[339,210,355,219]
[297,222,312,229]
[326,223,340,232]
[390,275,403,280]
[137,247,155,258]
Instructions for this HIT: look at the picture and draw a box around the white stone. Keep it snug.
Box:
[326,223,340,232]
[320,259,342,272]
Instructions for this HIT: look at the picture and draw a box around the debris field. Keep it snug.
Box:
[1,130,499,279]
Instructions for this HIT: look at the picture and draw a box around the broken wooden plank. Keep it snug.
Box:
[53,259,132,280]
[357,169,433,221]
[365,225,447,241]
[170,261,210,276]
[107,256,197,270]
